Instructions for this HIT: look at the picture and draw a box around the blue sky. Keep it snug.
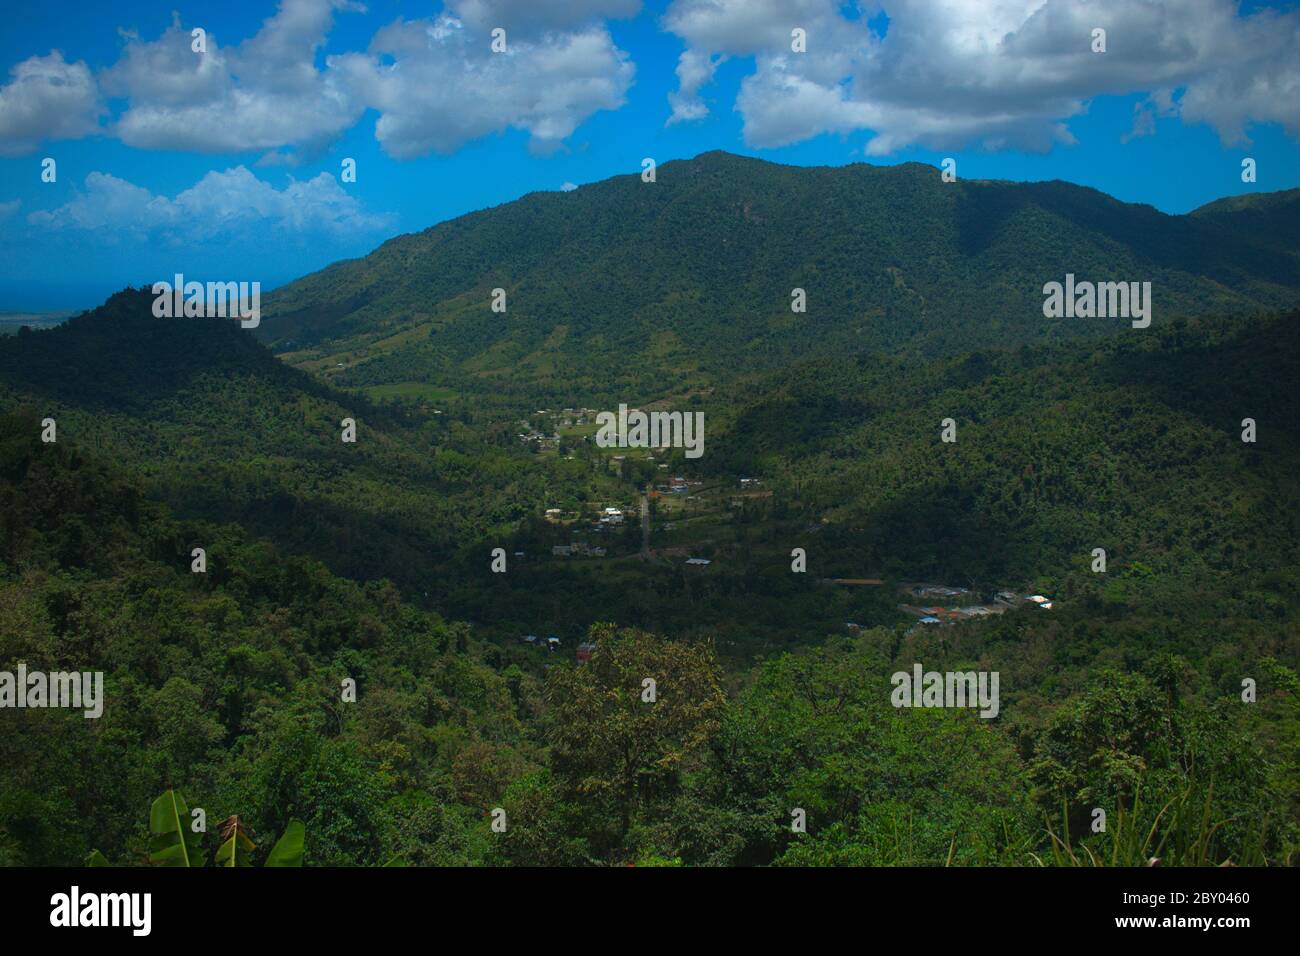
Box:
[1,0,1298,311]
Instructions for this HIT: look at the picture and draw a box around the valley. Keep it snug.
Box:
[1,154,1297,868]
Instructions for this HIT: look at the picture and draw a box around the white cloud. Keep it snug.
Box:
[0,0,637,162]
[101,0,364,157]
[0,199,20,219]
[666,48,723,125]
[27,167,394,242]
[0,51,103,156]
[663,0,1300,152]
[449,0,642,36]
[560,181,578,191]
[332,13,634,158]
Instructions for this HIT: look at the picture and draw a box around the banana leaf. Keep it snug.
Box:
[148,790,204,867]
[264,820,305,867]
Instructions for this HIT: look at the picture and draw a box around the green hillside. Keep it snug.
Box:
[259,152,1300,406]
[0,290,562,594]
[0,416,540,866]
[1,415,1294,867]
[701,311,1300,593]
[1189,188,1300,251]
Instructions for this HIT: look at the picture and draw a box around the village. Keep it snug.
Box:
[514,406,768,564]
[889,583,1054,633]
[515,406,601,452]
[510,411,1057,660]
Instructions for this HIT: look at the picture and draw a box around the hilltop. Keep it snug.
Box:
[258,151,1300,406]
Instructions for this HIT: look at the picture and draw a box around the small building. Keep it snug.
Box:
[912,584,968,599]
[685,557,711,566]
[576,642,597,663]
[918,616,941,625]
[522,634,539,644]
[552,545,572,557]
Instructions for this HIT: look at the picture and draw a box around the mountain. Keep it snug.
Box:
[2,173,1297,868]
[0,289,557,594]
[258,151,1300,405]
[1189,187,1300,252]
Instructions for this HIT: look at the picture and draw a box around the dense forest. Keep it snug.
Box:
[0,304,1294,868]
[1,414,1294,865]
[1,155,1297,866]
[258,152,1300,409]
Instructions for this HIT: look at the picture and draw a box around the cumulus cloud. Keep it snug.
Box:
[28,173,163,237]
[449,0,642,36]
[79,0,636,159]
[663,0,1300,153]
[0,0,643,161]
[27,167,394,242]
[331,12,634,158]
[101,0,364,157]
[0,51,103,156]
[560,181,578,191]
[666,48,723,125]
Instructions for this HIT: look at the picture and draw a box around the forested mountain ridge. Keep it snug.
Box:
[701,310,1300,591]
[0,289,550,594]
[258,151,1300,404]
[1188,187,1300,251]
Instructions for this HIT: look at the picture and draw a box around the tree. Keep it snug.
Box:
[545,624,724,857]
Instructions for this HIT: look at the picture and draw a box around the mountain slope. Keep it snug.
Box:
[0,289,557,593]
[259,151,1300,404]
[1189,188,1300,252]
[0,411,537,866]
[700,310,1300,608]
